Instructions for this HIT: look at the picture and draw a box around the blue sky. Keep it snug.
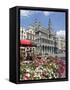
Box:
[20,10,65,36]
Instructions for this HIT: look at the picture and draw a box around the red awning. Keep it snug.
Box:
[20,40,32,46]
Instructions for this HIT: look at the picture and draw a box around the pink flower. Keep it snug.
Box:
[23,76,29,80]
[23,73,30,80]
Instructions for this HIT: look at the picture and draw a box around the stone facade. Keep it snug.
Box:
[20,27,27,40]
[20,18,65,56]
[57,36,65,53]
[33,18,58,55]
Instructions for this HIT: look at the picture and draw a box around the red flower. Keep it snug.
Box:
[59,66,65,74]
[57,65,65,77]
[58,60,65,67]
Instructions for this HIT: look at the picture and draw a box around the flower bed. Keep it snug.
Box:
[20,56,65,80]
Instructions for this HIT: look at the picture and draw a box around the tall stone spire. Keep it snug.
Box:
[48,18,52,31]
[48,18,52,38]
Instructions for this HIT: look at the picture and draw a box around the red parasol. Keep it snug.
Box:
[20,40,32,46]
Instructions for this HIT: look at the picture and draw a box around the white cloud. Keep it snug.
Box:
[43,11,52,16]
[43,12,50,16]
[20,10,52,17]
[20,10,31,17]
[56,30,65,37]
